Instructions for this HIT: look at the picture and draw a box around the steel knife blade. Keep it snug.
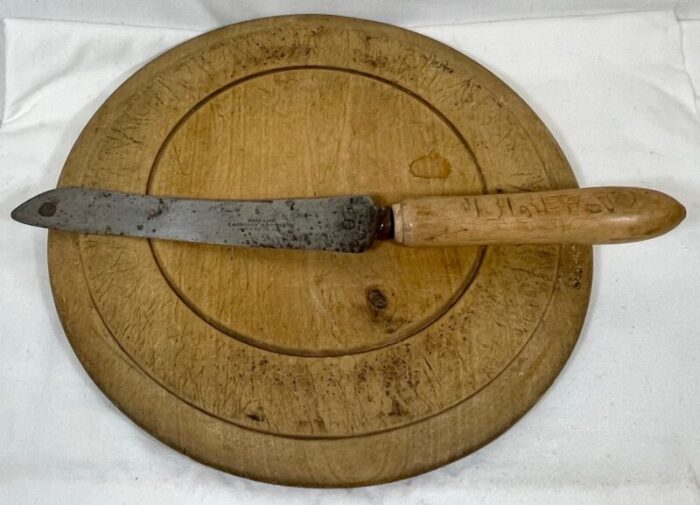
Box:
[11,187,393,253]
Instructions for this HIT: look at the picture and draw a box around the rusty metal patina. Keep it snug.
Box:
[12,187,392,253]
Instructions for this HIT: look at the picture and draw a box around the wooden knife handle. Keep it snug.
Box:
[391,187,685,246]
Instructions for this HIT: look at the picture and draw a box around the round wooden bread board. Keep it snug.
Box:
[49,15,592,487]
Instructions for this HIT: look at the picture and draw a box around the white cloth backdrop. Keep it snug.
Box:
[0,0,698,29]
[1,5,699,504]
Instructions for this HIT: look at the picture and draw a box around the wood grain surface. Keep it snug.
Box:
[392,187,686,246]
[48,15,592,486]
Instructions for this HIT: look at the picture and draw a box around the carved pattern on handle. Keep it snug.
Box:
[392,187,685,246]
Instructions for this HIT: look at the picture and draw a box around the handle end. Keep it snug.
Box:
[625,189,686,243]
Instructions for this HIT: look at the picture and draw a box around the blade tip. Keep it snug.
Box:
[10,202,28,224]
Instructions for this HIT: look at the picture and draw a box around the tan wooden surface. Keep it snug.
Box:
[392,187,685,246]
[49,15,592,486]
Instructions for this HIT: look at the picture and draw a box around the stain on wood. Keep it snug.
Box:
[409,151,453,179]
[48,15,592,487]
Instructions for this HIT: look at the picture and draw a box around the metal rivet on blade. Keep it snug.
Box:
[38,202,57,217]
